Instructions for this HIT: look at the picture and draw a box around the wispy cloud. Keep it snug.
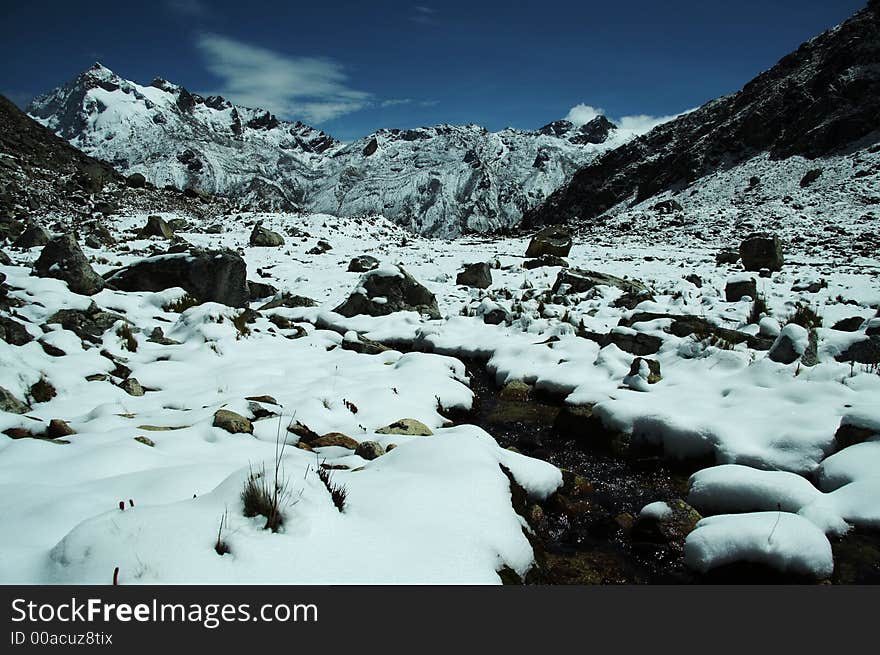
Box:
[565,102,693,136]
[411,5,437,24]
[195,33,372,123]
[166,0,207,16]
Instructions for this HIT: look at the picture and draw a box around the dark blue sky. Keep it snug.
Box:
[0,0,867,140]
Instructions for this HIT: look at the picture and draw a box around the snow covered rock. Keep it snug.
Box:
[33,234,105,296]
[684,512,833,579]
[768,323,809,364]
[104,248,249,307]
[334,265,440,319]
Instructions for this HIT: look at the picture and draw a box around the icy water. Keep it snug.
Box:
[454,359,880,585]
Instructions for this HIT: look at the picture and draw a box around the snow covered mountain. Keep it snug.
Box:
[523,0,880,239]
[27,63,338,214]
[28,65,624,236]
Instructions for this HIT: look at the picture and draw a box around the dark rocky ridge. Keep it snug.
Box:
[523,2,880,227]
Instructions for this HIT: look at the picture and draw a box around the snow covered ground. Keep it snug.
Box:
[1,210,879,583]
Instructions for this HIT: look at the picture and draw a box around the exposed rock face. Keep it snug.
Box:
[104,248,249,307]
[523,5,880,227]
[354,441,384,460]
[739,233,784,272]
[768,324,809,364]
[334,265,441,319]
[249,225,285,247]
[456,262,492,288]
[525,226,573,258]
[33,234,105,295]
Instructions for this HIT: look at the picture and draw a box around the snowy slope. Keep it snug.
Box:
[27,65,624,236]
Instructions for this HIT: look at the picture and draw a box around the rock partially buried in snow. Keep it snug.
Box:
[0,386,30,414]
[768,323,808,364]
[456,262,492,289]
[376,419,433,436]
[104,247,249,308]
[334,265,440,319]
[739,232,784,272]
[212,409,253,434]
[119,378,145,396]
[551,268,650,297]
[355,440,385,460]
[310,433,359,449]
[624,357,661,390]
[525,225,572,258]
[33,234,105,296]
[724,275,757,302]
[249,225,285,247]
[522,254,568,269]
[347,255,379,273]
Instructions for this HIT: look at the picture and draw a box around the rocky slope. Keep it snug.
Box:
[523,1,880,236]
[0,93,233,223]
[28,66,625,236]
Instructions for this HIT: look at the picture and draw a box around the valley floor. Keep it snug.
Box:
[1,212,879,584]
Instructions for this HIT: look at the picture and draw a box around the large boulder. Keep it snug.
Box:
[456,262,492,288]
[126,172,147,188]
[249,225,285,247]
[104,248,249,307]
[525,226,572,258]
[739,233,784,272]
[141,215,174,239]
[12,221,50,249]
[334,265,440,319]
[33,234,105,295]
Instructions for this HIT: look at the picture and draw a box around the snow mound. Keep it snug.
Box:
[684,512,833,579]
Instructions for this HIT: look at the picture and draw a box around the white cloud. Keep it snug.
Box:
[195,33,372,123]
[565,103,604,126]
[565,102,695,136]
[617,112,683,135]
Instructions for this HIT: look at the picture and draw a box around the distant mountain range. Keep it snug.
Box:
[27,65,625,236]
